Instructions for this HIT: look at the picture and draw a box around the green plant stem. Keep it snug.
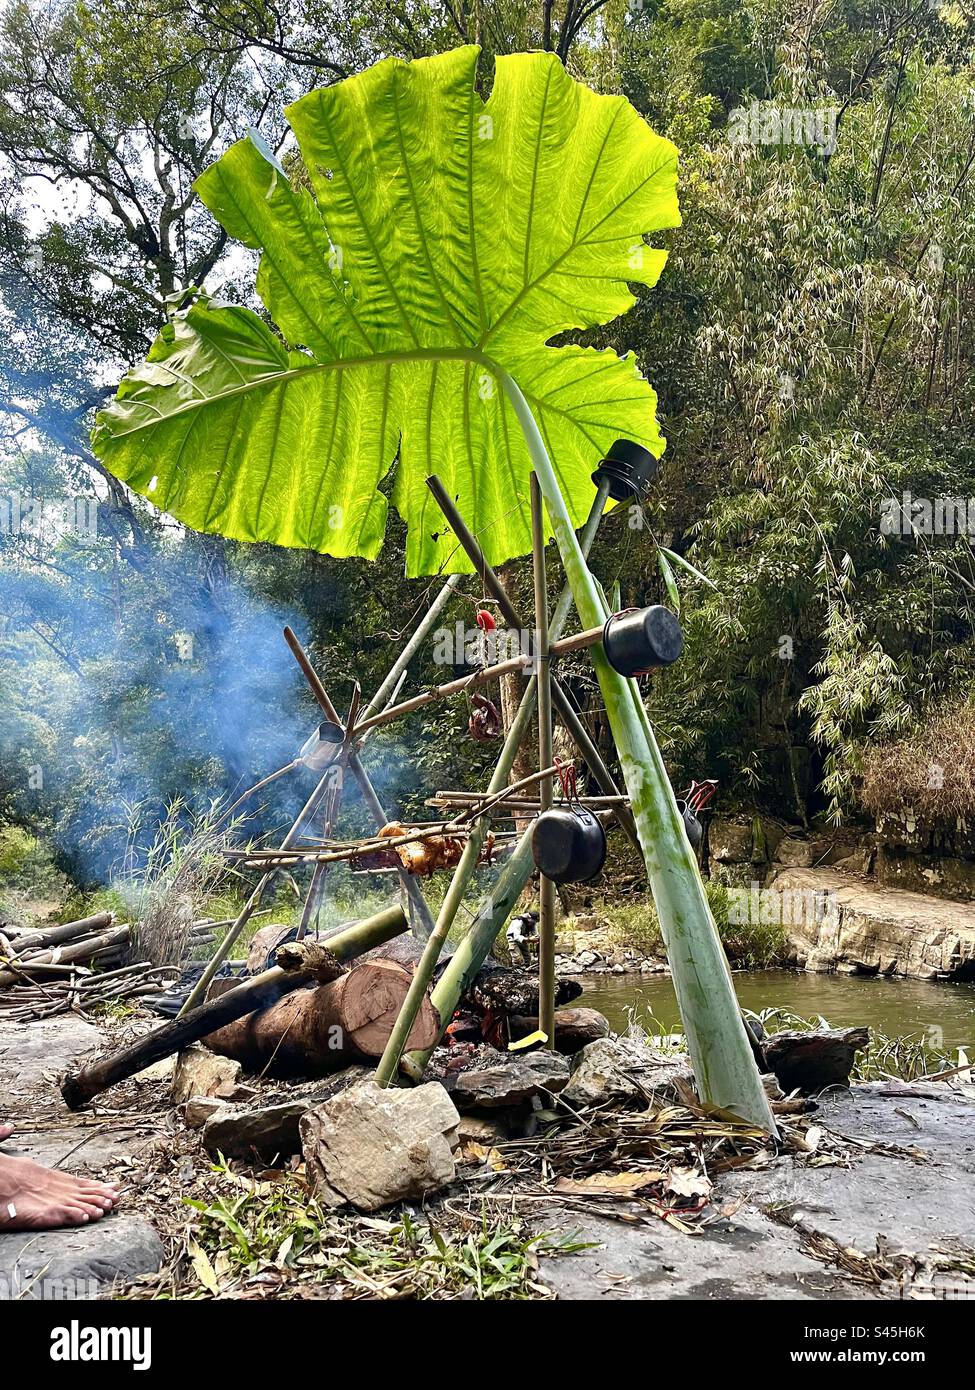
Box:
[531,472,557,1049]
[401,825,537,1081]
[498,369,776,1132]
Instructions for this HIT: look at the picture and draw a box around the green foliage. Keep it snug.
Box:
[599,879,786,967]
[93,47,678,575]
[0,824,39,879]
[3,0,975,895]
[185,1161,581,1298]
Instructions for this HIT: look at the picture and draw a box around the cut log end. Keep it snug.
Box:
[204,958,440,1078]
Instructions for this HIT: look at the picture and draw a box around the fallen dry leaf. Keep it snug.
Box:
[553,1170,665,1196]
[665,1167,713,1199]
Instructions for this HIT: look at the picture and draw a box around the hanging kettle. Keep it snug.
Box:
[531,806,607,885]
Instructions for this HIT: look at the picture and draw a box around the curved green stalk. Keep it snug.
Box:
[498,370,776,1132]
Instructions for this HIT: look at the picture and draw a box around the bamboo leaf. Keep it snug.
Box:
[658,545,719,591]
[657,547,681,612]
[188,1237,220,1295]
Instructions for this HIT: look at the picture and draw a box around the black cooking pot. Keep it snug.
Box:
[676,799,703,851]
[591,438,660,502]
[531,806,607,885]
[602,605,683,678]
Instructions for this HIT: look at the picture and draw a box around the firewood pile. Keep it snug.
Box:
[0,909,240,1022]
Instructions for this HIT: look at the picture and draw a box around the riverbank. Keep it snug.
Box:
[3,1009,974,1302]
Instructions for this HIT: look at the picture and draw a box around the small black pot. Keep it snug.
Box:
[591,438,661,502]
[602,605,684,678]
[676,799,703,851]
[531,807,607,885]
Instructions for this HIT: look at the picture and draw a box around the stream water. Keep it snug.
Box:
[575,969,975,1050]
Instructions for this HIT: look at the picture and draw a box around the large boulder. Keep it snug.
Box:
[300,1080,460,1211]
[772,866,975,979]
[562,1036,694,1108]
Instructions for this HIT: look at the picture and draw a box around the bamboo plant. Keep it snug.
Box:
[92,47,774,1128]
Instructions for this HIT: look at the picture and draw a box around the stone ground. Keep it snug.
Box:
[0,1015,166,1300]
[539,1082,975,1300]
[1,1014,973,1300]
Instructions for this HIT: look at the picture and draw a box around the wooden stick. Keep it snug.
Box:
[531,472,557,1051]
[0,926,131,988]
[60,905,409,1109]
[349,627,604,738]
[6,911,114,953]
[282,627,437,938]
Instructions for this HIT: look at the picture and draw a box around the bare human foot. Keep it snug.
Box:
[0,1127,119,1232]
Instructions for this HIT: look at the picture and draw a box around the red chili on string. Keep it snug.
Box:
[475,609,496,631]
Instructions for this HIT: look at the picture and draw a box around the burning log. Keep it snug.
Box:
[203,958,439,1076]
[59,905,409,1109]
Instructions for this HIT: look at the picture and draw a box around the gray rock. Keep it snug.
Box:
[0,1216,163,1300]
[772,866,975,980]
[301,1080,460,1211]
[201,1066,368,1161]
[0,1016,104,1092]
[184,1096,228,1130]
[447,1052,570,1110]
[775,838,815,868]
[708,817,756,864]
[562,1036,694,1108]
[764,1027,869,1094]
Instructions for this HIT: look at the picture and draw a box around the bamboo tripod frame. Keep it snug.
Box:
[190,477,615,1072]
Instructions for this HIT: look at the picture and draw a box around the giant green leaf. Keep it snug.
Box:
[92,46,679,575]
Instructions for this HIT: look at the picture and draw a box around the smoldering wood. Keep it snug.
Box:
[59,905,408,1109]
[203,958,440,1075]
[465,964,583,1018]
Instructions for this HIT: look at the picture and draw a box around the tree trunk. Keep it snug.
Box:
[204,959,440,1076]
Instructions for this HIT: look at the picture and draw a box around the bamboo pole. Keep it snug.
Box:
[424,474,639,849]
[350,625,605,738]
[356,573,463,722]
[497,369,776,1133]
[395,484,611,1081]
[531,473,557,1050]
[372,726,550,1087]
[283,627,437,938]
[402,826,536,1080]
